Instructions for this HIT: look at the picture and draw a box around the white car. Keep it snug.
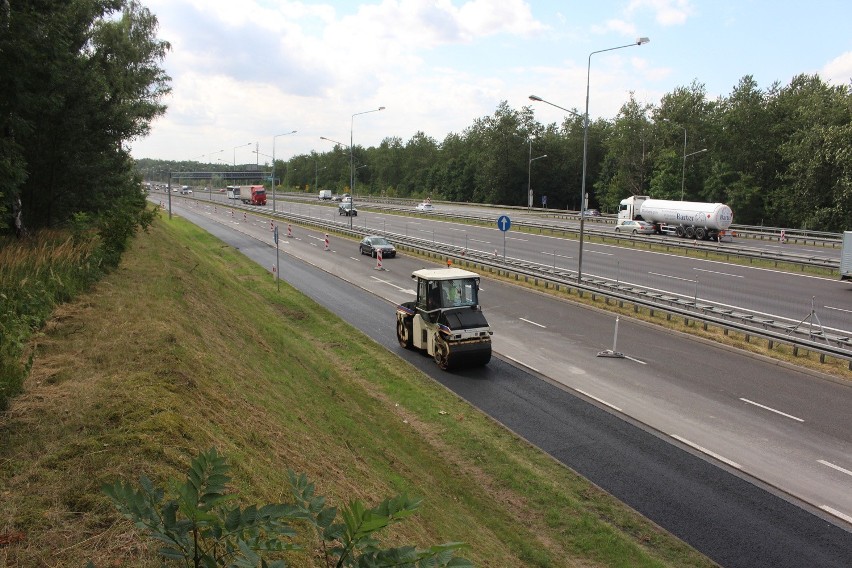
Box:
[416,202,434,212]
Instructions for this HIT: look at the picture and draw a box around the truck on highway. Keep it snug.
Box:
[226,186,239,200]
[396,268,492,370]
[237,185,267,205]
[841,231,852,281]
[618,196,733,241]
[318,189,332,200]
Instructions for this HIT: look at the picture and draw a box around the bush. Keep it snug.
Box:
[102,448,472,568]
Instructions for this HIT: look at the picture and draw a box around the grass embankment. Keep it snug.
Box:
[0,216,716,567]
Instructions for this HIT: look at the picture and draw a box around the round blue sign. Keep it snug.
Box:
[497,215,511,232]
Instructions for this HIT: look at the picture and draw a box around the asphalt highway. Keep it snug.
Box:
[164,198,852,568]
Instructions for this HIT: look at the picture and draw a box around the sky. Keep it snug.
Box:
[129,0,852,165]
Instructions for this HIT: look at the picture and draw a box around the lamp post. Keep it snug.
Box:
[349,107,385,228]
[315,160,326,196]
[527,139,546,210]
[270,130,297,213]
[529,36,649,282]
[681,148,708,201]
[320,135,349,199]
[232,141,252,189]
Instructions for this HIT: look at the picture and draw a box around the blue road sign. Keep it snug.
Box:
[273,226,279,245]
[497,215,511,232]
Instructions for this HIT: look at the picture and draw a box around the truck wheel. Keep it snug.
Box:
[433,336,450,370]
[397,318,413,349]
[695,227,707,240]
[684,226,695,238]
[675,226,685,237]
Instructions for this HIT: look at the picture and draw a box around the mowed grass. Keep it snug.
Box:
[0,216,717,567]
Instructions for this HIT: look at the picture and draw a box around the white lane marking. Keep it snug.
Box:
[648,271,696,283]
[506,236,529,241]
[824,305,852,314]
[821,506,852,525]
[588,250,613,256]
[369,276,414,294]
[739,398,804,422]
[541,251,573,259]
[446,227,467,232]
[670,435,742,469]
[468,238,491,244]
[693,267,744,278]
[625,355,647,365]
[501,354,542,374]
[349,257,359,261]
[819,460,852,478]
[576,389,622,412]
[519,317,546,328]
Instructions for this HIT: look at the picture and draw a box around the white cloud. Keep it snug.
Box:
[822,51,852,86]
[592,19,638,36]
[626,0,693,26]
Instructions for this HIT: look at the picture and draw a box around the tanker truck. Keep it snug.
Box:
[396,267,492,370]
[618,196,733,241]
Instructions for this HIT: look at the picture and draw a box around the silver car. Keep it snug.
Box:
[615,219,655,235]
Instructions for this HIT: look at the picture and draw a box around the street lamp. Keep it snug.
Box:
[315,160,326,196]
[270,130,297,212]
[232,142,252,189]
[529,36,649,282]
[527,139,546,210]
[681,148,708,201]
[350,106,385,228]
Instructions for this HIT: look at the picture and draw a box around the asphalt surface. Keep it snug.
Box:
[171,201,852,568]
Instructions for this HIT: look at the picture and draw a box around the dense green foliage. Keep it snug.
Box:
[150,75,850,231]
[0,0,170,235]
[103,447,472,567]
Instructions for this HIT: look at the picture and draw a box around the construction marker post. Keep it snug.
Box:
[780,229,786,244]
[273,225,280,292]
[324,234,330,252]
[374,248,384,270]
[270,219,274,232]
[287,224,292,238]
[597,316,625,358]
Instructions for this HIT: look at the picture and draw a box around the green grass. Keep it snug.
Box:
[0,215,717,567]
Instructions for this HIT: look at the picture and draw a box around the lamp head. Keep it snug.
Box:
[378,106,386,111]
[636,37,650,45]
[529,95,543,102]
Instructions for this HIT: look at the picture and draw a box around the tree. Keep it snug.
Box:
[0,0,170,238]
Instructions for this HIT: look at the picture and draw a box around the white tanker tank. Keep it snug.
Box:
[618,196,733,240]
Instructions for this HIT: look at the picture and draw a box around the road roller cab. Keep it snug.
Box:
[396,268,492,370]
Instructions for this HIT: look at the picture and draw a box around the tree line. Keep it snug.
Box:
[163,75,845,232]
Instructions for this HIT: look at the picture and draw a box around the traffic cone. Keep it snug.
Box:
[324,234,329,251]
[447,258,452,267]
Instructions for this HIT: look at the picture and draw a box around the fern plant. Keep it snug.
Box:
[102,448,472,568]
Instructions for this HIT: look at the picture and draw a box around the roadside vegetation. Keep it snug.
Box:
[0,216,716,567]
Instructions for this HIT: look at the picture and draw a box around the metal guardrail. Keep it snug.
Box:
[220,200,851,369]
[308,198,840,272]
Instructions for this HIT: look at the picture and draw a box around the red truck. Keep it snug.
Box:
[238,185,267,205]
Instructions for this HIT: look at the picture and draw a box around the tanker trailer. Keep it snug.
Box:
[618,196,733,240]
